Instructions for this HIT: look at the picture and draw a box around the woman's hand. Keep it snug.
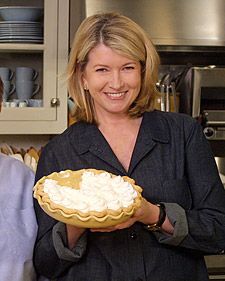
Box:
[90,198,174,234]
[66,224,86,249]
[91,198,159,232]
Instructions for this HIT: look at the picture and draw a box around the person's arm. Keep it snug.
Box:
[153,120,225,254]
[66,224,86,249]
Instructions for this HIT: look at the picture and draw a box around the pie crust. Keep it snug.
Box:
[33,169,143,228]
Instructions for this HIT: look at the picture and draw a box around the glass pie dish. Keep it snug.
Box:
[33,169,143,228]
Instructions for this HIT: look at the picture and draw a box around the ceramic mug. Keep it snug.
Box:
[3,80,15,101]
[28,99,43,107]
[18,101,28,108]
[16,67,38,81]
[0,67,14,81]
[16,81,40,100]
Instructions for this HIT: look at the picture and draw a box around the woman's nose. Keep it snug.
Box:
[109,71,124,89]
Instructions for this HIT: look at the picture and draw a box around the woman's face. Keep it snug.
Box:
[82,44,141,119]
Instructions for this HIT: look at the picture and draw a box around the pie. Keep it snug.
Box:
[33,169,143,228]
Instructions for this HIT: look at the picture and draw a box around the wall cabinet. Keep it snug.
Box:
[0,0,69,134]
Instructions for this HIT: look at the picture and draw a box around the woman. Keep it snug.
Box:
[0,78,38,281]
[33,13,225,281]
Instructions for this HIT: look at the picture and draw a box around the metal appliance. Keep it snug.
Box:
[70,0,225,49]
[215,157,225,177]
[192,67,225,140]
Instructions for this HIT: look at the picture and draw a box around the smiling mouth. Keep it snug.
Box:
[106,91,128,98]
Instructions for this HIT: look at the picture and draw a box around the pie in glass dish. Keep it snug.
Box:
[33,169,143,228]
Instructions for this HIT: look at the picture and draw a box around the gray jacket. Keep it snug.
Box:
[34,111,225,281]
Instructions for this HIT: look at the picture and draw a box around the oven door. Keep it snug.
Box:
[205,255,225,280]
[192,67,225,118]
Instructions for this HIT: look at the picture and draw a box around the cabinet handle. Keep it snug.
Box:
[51,98,60,107]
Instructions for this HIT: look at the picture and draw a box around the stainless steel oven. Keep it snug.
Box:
[205,255,225,280]
[191,67,225,140]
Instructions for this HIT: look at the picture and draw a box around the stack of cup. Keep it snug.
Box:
[0,67,15,102]
[15,67,40,103]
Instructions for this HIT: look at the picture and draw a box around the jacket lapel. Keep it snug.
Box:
[71,111,169,175]
[129,111,169,174]
[128,132,156,175]
[71,122,126,174]
[89,141,126,174]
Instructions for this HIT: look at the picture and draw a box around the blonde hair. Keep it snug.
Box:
[67,12,160,123]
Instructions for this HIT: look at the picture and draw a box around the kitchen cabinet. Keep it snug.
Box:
[0,0,69,134]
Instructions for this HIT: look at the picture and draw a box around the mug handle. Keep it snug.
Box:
[9,71,14,81]
[31,84,40,97]
[33,71,38,81]
[8,84,15,96]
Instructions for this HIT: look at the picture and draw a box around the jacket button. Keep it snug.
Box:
[130,231,137,239]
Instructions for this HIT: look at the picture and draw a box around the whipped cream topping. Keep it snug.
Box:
[43,171,138,212]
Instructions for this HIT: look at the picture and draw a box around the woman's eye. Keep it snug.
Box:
[124,66,135,71]
[96,68,107,72]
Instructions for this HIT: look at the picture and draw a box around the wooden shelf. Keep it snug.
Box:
[0,43,44,52]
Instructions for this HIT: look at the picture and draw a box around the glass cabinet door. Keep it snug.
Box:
[0,0,69,134]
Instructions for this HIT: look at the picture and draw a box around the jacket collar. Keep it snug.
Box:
[69,111,169,174]
[140,110,169,144]
[128,111,169,174]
